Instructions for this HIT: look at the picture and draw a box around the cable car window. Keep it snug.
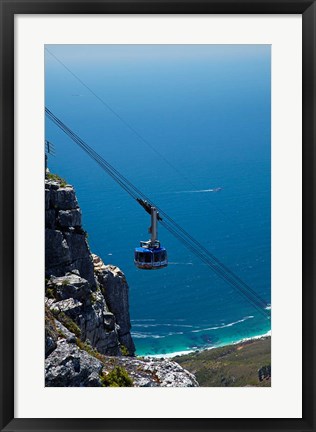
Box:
[154,252,161,262]
[144,253,152,263]
[160,251,166,261]
[138,253,144,263]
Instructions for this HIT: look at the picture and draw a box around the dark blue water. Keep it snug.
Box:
[45,45,271,356]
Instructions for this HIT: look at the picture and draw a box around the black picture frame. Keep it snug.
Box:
[1,1,315,431]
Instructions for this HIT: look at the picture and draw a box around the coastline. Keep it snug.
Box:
[144,330,271,359]
[173,334,271,387]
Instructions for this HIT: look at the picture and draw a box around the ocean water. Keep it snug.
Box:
[45,45,271,356]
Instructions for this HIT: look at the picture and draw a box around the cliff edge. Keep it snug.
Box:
[45,174,198,387]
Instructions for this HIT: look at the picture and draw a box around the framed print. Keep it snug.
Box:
[0,1,315,431]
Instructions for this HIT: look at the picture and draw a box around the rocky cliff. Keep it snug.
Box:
[45,174,198,388]
[45,176,135,357]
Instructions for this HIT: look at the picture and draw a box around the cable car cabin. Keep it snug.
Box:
[134,241,168,270]
[134,204,167,270]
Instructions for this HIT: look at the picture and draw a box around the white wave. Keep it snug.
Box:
[265,305,271,310]
[191,316,254,333]
[147,350,196,359]
[238,330,271,344]
[131,332,165,339]
[143,331,271,359]
[132,324,158,328]
[170,324,195,328]
[131,333,148,339]
[168,262,193,265]
[132,323,195,329]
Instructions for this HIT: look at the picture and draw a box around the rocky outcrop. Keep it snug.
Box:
[45,336,198,387]
[45,175,198,388]
[45,339,103,387]
[93,256,135,356]
[46,272,122,356]
[48,273,90,302]
[45,180,94,285]
[258,364,271,382]
[45,177,134,357]
[115,357,199,387]
[45,311,198,387]
[45,307,58,358]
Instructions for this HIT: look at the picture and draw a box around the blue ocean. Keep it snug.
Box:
[45,45,271,356]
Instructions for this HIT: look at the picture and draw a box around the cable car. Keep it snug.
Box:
[134,204,168,270]
[134,241,168,270]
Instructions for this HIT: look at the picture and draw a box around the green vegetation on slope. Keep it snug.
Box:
[173,337,271,387]
[101,366,133,387]
[46,172,67,187]
[51,309,81,337]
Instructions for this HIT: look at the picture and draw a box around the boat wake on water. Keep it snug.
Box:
[174,187,222,194]
[157,188,222,195]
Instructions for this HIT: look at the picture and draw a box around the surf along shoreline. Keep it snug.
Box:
[144,331,271,359]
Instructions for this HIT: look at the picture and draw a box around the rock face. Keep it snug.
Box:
[45,177,134,357]
[45,175,198,388]
[116,357,199,387]
[45,308,58,358]
[94,257,135,356]
[49,274,90,302]
[45,334,198,387]
[45,180,94,285]
[45,339,103,387]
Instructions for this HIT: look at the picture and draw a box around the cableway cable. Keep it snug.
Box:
[45,107,270,319]
[45,47,231,222]
[160,220,268,317]
[45,47,196,186]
